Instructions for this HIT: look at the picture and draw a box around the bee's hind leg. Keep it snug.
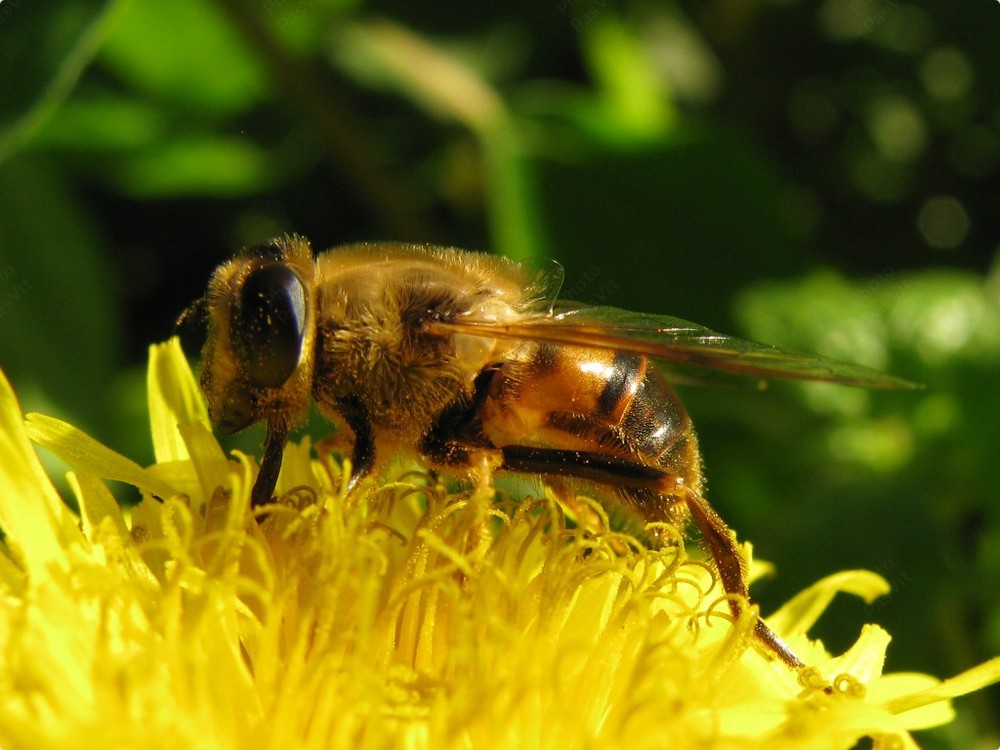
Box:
[676,480,804,669]
[495,444,805,670]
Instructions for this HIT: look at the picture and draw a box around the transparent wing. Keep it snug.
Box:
[427,305,918,389]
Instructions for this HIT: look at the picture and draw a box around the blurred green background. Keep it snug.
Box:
[1,0,999,746]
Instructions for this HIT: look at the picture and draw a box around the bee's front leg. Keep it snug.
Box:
[252,396,377,508]
[252,421,290,508]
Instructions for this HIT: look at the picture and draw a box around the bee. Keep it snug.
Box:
[180,235,915,669]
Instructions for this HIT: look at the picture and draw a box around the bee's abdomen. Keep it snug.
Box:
[618,358,687,455]
[483,344,700,487]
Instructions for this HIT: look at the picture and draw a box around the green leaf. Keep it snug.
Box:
[110,134,282,197]
[0,0,126,164]
[329,20,546,260]
[99,0,267,117]
[529,127,802,329]
[32,90,167,151]
[737,270,1000,372]
[0,156,120,436]
[581,17,675,142]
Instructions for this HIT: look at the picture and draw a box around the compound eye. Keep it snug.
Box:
[234,264,307,388]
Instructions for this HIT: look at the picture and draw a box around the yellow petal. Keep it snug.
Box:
[177,421,232,507]
[72,466,129,541]
[882,655,1000,718]
[0,368,77,573]
[67,470,159,591]
[25,412,179,500]
[871,673,954,730]
[767,569,891,637]
[824,623,890,684]
[147,338,210,463]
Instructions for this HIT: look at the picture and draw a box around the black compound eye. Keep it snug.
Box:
[234,264,307,388]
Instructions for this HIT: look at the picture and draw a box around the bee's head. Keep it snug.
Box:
[182,235,316,434]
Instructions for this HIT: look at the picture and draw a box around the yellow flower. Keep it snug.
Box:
[0,339,997,749]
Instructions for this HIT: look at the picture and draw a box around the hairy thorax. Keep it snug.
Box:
[310,248,527,440]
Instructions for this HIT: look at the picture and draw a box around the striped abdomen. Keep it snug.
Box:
[481,343,704,515]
